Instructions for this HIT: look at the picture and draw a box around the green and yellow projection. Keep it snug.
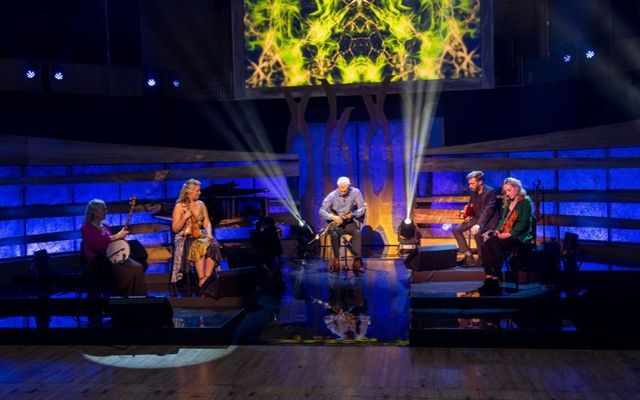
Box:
[244,0,482,88]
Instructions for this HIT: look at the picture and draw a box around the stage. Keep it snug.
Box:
[1,248,639,350]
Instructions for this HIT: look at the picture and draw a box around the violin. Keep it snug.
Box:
[498,196,523,234]
[499,208,519,234]
[184,204,202,239]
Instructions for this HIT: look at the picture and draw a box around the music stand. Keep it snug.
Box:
[340,234,356,271]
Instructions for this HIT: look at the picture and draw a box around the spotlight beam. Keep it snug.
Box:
[199,103,304,225]
[402,79,442,219]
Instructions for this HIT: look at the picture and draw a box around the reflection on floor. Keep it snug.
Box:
[2,248,640,348]
[234,258,411,345]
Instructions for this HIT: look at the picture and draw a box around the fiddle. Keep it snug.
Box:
[499,207,519,234]
[184,204,202,239]
[498,196,523,234]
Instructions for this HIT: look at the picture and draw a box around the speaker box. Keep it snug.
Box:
[108,296,173,328]
[224,247,263,269]
[405,244,457,271]
[205,266,259,299]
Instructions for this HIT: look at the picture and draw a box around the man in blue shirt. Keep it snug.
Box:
[319,177,366,273]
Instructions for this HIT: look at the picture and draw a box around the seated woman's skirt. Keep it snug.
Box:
[187,237,221,263]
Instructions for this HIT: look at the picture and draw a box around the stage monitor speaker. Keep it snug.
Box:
[405,244,457,271]
[108,296,173,328]
[224,247,263,269]
[205,266,258,299]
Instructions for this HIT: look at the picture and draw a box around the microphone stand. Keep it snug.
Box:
[534,180,545,245]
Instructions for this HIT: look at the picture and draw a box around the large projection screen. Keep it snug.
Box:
[232,0,493,98]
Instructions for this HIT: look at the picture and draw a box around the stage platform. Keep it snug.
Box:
[0,250,639,348]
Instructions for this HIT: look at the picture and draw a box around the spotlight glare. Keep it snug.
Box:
[562,54,572,63]
[147,78,157,87]
[53,72,64,81]
[172,79,181,88]
[441,223,452,231]
[585,50,595,59]
[26,70,37,79]
[404,218,412,224]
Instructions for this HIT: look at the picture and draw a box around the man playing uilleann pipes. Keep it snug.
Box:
[319,177,366,274]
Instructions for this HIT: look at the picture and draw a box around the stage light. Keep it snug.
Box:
[398,218,420,253]
[441,223,452,231]
[50,65,65,81]
[24,61,41,81]
[146,78,157,87]
[166,70,183,90]
[562,54,572,63]
[585,50,595,59]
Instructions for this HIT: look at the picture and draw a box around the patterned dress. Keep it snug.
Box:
[170,205,222,283]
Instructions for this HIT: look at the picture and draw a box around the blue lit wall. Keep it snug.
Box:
[430,146,640,243]
[0,161,296,259]
[609,146,640,242]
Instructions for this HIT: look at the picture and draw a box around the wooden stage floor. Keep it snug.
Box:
[0,344,639,399]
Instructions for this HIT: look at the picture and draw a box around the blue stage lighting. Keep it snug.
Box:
[24,62,41,82]
[166,70,183,90]
[562,54,572,63]
[146,78,157,87]
[53,71,64,81]
[585,50,595,59]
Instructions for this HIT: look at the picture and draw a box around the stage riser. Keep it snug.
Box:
[411,269,484,283]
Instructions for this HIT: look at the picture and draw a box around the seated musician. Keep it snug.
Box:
[81,199,147,296]
[453,171,500,266]
[170,179,222,293]
[319,177,366,273]
[478,177,534,294]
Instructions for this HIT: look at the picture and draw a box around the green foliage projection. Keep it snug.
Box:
[244,0,482,88]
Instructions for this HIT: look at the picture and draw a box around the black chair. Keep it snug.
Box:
[504,242,538,292]
[503,219,538,292]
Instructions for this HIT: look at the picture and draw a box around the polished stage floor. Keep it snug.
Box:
[0,255,414,345]
[2,252,640,398]
[1,344,639,399]
[1,248,639,348]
